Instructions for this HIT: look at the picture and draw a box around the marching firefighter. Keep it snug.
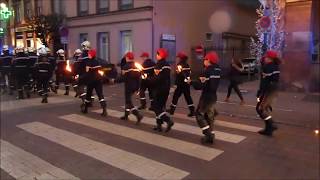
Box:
[81,49,107,116]
[77,41,91,101]
[72,49,83,97]
[149,48,174,132]
[114,52,143,123]
[138,52,155,110]
[46,47,57,93]
[0,45,14,94]
[55,49,71,95]
[190,51,221,144]
[27,47,38,93]
[167,52,195,117]
[256,50,280,136]
[12,46,31,99]
[35,47,53,103]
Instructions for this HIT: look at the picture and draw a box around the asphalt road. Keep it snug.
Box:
[1,83,319,180]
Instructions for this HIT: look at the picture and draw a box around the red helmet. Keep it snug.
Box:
[156,48,168,59]
[88,49,96,58]
[177,52,188,59]
[204,51,219,64]
[140,52,149,58]
[125,52,134,60]
[265,50,278,59]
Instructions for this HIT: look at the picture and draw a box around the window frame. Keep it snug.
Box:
[118,0,134,10]
[120,30,133,58]
[24,0,32,21]
[96,0,109,14]
[35,0,43,17]
[79,33,89,46]
[97,32,110,63]
[77,0,89,16]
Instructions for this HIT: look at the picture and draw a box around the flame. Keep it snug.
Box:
[66,60,72,72]
[177,65,182,72]
[134,62,144,71]
[98,70,104,76]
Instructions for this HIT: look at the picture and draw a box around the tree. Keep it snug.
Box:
[29,14,65,52]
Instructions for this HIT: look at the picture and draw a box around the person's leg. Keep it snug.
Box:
[95,81,107,116]
[256,92,277,136]
[183,86,195,117]
[138,81,147,109]
[81,83,94,114]
[233,82,244,104]
[195,98,214,144]
[167,86,182,115]
[225,81,233,101]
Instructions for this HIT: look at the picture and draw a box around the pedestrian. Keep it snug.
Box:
[149,48,174,132]
[190,51,221,144]
[114,52,143,123]
[35,47,53,103]
[256,50,280,136]
[167,52,195,117]
[0,45,14,94]
[80,49,107,116]
[12,46,31,99]
[224,58,245,105]
[138,52,155,110]
[77,41,92,102]
[55,49,71,95]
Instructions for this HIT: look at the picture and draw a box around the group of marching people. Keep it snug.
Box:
[0,40,281,143]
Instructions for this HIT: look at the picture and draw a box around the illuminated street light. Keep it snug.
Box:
[315,130,319,135]
[0,3,6,9]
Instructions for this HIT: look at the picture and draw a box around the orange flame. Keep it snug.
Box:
[177,65,182,72]
[134,62,144,71]
[98,70,104,76]
[66,60,72,72]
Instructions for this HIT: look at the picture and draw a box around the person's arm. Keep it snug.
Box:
[231,62,243,72]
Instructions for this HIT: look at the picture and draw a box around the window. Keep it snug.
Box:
[79,33,88,45]
[120,30,133,57]
[35,0,43,16]
[78,0,89,16]
[97,32,110,62]
[52,0,65,14]
[205,33,213,41]
[14,5,21,23]
[97,0,109,14]
[24,0,32,20]
[119,0,133,10]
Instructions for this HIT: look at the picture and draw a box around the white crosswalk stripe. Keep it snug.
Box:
[138,108,262,133]
[0,140,80,180]
[95,109,246,143]
[17,122,190,179]
[60,114,223,161]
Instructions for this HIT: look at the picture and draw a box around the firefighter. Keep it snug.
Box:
[55,49,71,95]
[35,47,53,103]
[256,50,280,136]
[81,49,107,116]
[190,51,221,144]
[12,46,31,99]
[46,47,57,93]
[27,47,38,93]
[114,52,144,123]
[138,52,155,110]
[72,49,83,97]
[167,52,195,117]
[0,45,14,94]
[77,41,91,101]
[148,48,174,132]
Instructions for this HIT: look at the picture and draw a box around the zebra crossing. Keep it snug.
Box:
[1,106,263,179]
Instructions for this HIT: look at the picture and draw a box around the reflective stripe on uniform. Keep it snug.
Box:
[39,70,48,72]
[157,112,167,119]
[143,66,154,70]
[264,116,272,120]
[99,99,105,102]
[201,125,210,130]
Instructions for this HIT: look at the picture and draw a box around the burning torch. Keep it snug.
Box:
[177,65,190,83]
[135,62,147,79]
[65,60,72,72]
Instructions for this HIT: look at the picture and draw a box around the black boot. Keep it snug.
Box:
[188,105,195,117]
[258,120,277,136]
[167,105,176,115]
[132,109,143,125]
[163,115,174,132]
[64,86,70,95]
[100,101,107,117]
[81,103,89,114]
[201,129,214,144]
[153,118,163,132]
[41,95,48,103]
[138,99,146,110]
[120,110,130,120]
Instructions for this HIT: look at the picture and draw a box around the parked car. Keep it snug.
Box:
[240,58,258,74]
